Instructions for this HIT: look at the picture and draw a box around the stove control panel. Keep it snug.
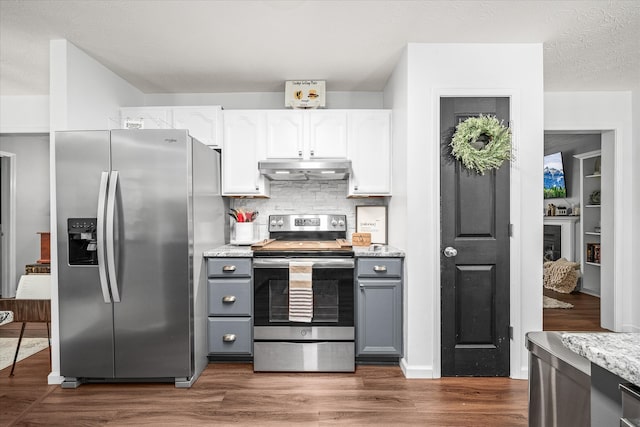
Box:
[268,214,347,232]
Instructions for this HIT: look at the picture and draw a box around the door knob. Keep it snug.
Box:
[443,247,458,257]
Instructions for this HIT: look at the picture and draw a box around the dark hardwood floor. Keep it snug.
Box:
[0,286,599,425]
[543,288,608,331]
[0,344,528,426]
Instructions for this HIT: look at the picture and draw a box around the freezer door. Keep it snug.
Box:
[56,131,116,378]
[109,130,192,378]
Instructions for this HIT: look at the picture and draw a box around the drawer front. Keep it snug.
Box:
[208,279,252,316]
[357,258,402,278]
[208,317,252,355]
[207,258,252,278]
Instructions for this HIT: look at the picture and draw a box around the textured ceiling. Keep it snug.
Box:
[1,0,639,96]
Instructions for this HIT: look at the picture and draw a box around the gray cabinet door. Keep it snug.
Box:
[356,278,402,356]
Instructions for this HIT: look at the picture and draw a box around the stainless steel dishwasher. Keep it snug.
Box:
[526,332,591,427]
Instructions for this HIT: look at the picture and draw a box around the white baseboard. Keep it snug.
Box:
[400,358,434,378]
[47,371,64,385]
[622,324,640,333]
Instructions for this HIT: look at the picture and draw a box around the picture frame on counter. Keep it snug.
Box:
[356,205,387,244]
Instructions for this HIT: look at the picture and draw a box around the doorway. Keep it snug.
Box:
[542,131,614,332]
[440,97,511,376]
[0,151,17,298]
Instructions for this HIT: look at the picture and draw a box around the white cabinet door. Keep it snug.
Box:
[265,111,304,159]
[348,110,392,196]
[222,111,269,197]
[308,110,348,158]
[172,106,222,147]
[264,110,348,159]
[120,107,171,130]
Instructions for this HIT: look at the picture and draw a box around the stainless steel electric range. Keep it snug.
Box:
[251,214,355,372]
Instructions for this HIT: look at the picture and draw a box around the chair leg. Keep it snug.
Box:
[47,322,51,370]
[10,322,27,377]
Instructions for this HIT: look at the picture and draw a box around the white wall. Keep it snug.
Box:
[144,91,383,110]
[384,43,544,379]
[0,135,50,296]
[0,96,49,133]
[544,91,635,332]
[48,40,146,384]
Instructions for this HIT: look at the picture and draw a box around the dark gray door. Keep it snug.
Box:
[110,130,191,378]
[440,97,510,376]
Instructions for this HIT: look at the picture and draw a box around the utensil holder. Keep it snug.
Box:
[235,222,254,243]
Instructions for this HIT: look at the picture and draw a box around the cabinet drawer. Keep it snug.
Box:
[207,258,252,278]
[208,279,252,316]
[208,317,252,355]
[357,258,402,278]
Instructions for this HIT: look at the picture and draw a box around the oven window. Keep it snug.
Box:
[268,279,339,322]
[254,265,354,327]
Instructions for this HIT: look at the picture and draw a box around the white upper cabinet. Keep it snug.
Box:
[222,110,269,197]
[308,110,348,158]
[348,110,392,196]
[265,110,347,159]
[120,106,222,147]
[172,106,222,147]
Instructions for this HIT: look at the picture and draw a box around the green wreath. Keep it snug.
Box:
[450,115,512,174]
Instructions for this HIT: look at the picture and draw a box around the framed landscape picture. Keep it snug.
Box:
[356,205,387,244]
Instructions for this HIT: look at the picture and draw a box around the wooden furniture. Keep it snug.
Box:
[575,150,602,296]
[0,275,51,376]
[36,232,50,264]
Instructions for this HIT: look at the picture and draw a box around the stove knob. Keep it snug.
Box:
[338,219,345,227]
[277,219,284,227]
[331,218,338,227]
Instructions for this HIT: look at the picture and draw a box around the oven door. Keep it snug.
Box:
[253,257,354,327]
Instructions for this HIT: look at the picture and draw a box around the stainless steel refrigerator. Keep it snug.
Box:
[55,129,224,388]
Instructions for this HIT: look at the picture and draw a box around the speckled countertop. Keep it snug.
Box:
[203,244,404,258]
[561,332,640,387]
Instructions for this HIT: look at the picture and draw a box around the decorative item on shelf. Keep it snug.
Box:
[593,158,601,176]
[589,190,601,205]
[229,208,259,244]
[450,115,512,174]
[285,80,326,109]
[556,206,568,216]
[572,204,580,216]
[586,243,601,264]
[546,203,556,216]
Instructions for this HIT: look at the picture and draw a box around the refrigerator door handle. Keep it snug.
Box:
[97,171,112,303]
[106,170,121,303]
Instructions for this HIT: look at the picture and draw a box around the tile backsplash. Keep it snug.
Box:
[228,181,387,241]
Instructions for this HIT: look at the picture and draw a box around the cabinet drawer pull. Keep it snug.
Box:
[222,295,236,303]
[222,265,236,272]
[373,265,387,272]
[222,334,236,342]
[298,150,303,157]
[310,150,315,156]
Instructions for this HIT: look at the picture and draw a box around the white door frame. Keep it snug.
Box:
[0,151,17,297]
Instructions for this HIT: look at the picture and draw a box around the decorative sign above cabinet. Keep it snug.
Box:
[285,80,326,109]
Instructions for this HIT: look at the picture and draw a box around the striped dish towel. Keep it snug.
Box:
[289,261,313,323]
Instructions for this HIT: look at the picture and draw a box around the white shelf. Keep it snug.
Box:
[585,205,601,208]
[585,232,601,236]
[585,174,601,178]
[585,261,601,267]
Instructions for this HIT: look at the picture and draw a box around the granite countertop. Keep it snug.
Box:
[561,332,640,387]
[204,244,405,258]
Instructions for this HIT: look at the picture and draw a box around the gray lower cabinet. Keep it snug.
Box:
[206,257,253,359]
[356,257,403,361]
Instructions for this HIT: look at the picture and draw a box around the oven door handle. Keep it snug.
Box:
[252,258,354,269]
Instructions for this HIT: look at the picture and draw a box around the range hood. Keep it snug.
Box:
[258,159,352,181]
